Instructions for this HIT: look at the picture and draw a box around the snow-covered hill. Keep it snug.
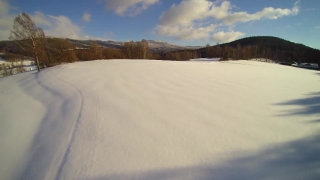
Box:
[1,60,319,180]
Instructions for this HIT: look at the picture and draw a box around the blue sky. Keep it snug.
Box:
[1,0,319,49]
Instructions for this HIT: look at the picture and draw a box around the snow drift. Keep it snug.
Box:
[0,60,320,180]
[190,58,220,61]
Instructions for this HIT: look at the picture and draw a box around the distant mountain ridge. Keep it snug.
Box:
[67,39,202,53]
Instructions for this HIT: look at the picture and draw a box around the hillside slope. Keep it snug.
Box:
[1,60,320,180]
[200,36,320,64]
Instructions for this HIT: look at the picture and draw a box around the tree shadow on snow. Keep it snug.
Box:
[84,134,320,180]
[275,92,320,123]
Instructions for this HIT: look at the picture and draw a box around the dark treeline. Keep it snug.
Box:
[161,50,200,61]
[1,38,164,67]
[1,36,319,65]
[2,38,78,67]
[150,36,320,63]
[200,36,320,64]
[76,40,162,61]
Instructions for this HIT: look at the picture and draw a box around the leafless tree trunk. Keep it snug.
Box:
[237,43,242,60]
[124,41,134,59]
[141,40,149,59]
[9,13,45,72]
[89,40,103,60]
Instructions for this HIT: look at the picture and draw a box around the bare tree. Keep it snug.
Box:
[89,40,104,60]
[124,41,134,59]
[9,13,45,72]
[205,43,210,57]
[141,39,149,59]
[40,38,78,66]
[123,40,150,59]
[237,43,242,60]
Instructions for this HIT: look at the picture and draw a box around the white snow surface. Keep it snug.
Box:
[190,58,220,61]
[0,59,34,65]
[1,60,320,180]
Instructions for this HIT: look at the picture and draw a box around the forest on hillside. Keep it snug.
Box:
[0,38,163,68]
[1,36,320,67]
[164,36,320,64]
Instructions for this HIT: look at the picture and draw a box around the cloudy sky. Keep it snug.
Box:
[1,0,319,49]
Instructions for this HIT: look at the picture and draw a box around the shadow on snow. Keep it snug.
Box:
[275,92,320,123]
[85,89,320,180]
[84,133,320,180]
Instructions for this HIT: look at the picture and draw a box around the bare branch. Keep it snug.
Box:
[9,13,46,72]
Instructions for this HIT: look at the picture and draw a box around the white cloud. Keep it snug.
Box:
[0,0,14,40]
[82,12,91,22]
[158,0,215,27]
[211,31,244,43]
[222,3,299,25]
[102,0,159,16]
[30,11,85,39]
[46,15,84,39]
[155,0,300,42]
[0,0,92,40]
[0,0,9,16]
[315,26,320,29]
[156,24,216,40]
[31,11,53,26]
[33,13,111,40]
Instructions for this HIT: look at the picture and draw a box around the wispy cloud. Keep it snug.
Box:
[31,11,53,26]
[156,24,216,40]
[102,0,159,16]
[0,0,14,40]
[315,26,320,29]
[211,31,244,43]
[155,0,300,42]
[0,0,10,16]
[306,8,315,11]
[31,11,88,39]
[82,12,91,22]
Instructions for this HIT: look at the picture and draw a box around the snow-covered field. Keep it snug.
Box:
[1,60,319,180]
[190,58,220,61]
[0,60,36,77]
[0,59,34,66]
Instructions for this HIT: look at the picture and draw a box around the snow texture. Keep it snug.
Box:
[1,60,320,180]
[190,58,220,61]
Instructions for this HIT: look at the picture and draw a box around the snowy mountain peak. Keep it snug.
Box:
[67,39,201,53]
